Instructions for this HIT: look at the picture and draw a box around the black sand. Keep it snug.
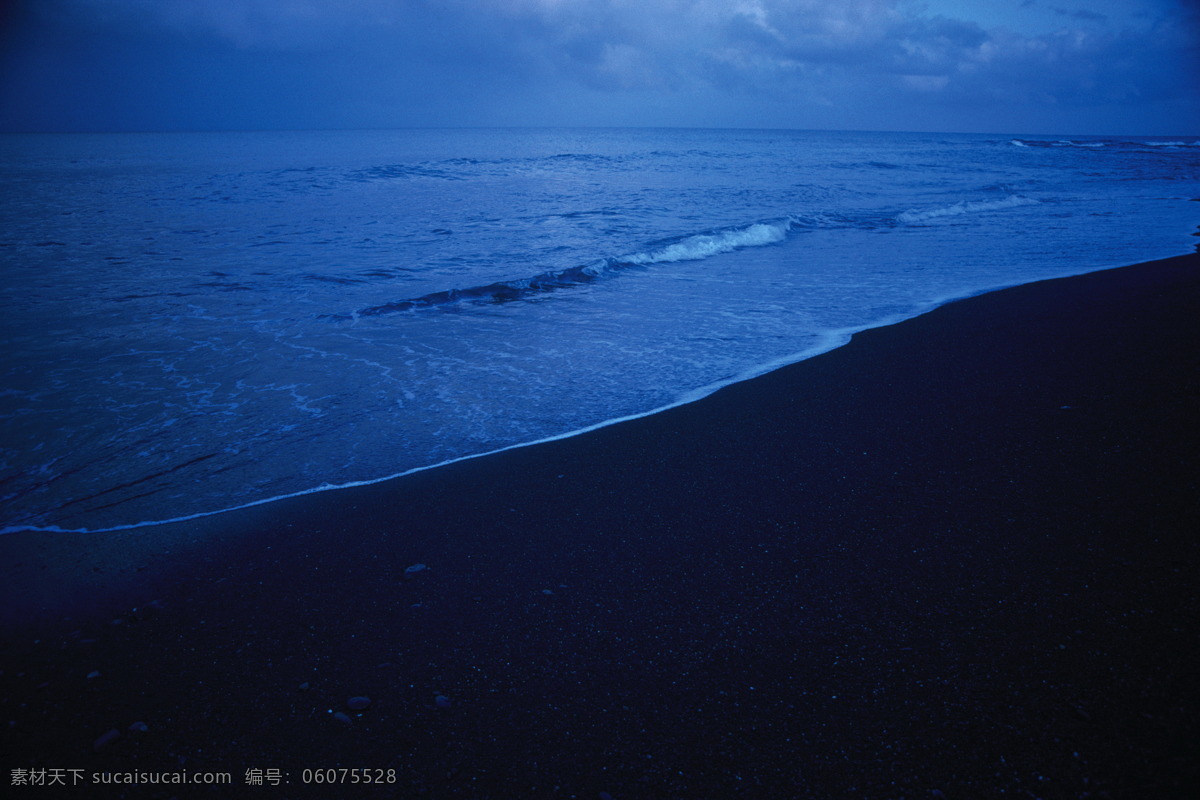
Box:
[2,253,1198,798]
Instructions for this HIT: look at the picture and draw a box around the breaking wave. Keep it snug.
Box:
[352,196,1044,316]
[354,219,799,316]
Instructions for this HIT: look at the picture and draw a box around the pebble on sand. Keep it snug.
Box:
[434,694,452,709]
[332,712,353,725]
[128,721,149,733]
[404,563,427,577]
[93,729,120,751]
[347,696,371,711]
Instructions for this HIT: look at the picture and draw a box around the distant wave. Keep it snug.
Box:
[340,149,780,186]
[354,218,800,316]
[830,160,905,170]
[1010,138,1200,150]
[895,195,1038,224]
[1010,139,1105,149]
[347,152,626,183]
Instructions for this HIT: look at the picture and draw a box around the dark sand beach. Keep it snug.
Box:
[2,253,1198,798]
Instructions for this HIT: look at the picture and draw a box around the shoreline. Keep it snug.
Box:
[3,253,1184,539]
[2,251,1197,797]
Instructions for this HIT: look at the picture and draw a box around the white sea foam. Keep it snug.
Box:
[896,195,1038,224]
[4,250,1188,539]
[624,221,791,265]
[0,288,1016,536]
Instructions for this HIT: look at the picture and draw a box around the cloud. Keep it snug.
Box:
[452,0,1195,117]
[1,0,1196,132]
[1055,7,1109,23]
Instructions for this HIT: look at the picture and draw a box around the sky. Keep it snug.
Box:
[0,0,1197,135]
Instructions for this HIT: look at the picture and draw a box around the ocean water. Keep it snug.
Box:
[1,128,1197,533]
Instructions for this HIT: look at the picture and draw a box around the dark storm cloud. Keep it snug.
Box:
[0,0,1195,133]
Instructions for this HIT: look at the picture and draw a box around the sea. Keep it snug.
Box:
[1,128,1197,534]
